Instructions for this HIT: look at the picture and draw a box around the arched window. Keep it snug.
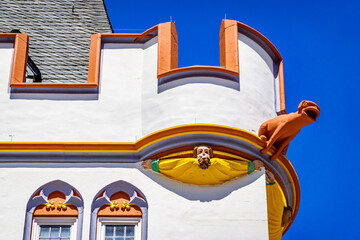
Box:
[23,180,84,240]
[90,180,148,240]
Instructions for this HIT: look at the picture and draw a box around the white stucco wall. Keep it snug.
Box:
[141,34,278,136]
[0,42,13,94]
[0,33,279,142]
[0,34,280,240]
[238,33,278,126]
[0,164,268,240]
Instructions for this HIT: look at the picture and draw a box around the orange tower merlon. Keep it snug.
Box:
[219,20,239,73]
[157,22,178,77]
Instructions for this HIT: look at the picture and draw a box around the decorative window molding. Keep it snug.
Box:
[31,217,78,240]
[90,180,148,240]
[23,180,84,240]
[97,217,141,240]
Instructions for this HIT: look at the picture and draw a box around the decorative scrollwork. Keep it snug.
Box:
[43,200,55,210]
[57,201,68,210]
[106,200,120,210]
[121,201,135,210]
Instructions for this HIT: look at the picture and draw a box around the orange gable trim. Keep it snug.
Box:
[0,33,99,89]
[0,33,28,85]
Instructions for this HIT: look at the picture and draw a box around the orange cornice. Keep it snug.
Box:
[10,83,99,88]
[236,22,282,60]
[134,25,158,42]
[157,66,238,79]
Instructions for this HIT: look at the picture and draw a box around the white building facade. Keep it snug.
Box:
[0,19,298,240]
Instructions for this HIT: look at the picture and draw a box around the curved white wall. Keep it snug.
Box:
[140,34,278,136]
[0,33,279,142]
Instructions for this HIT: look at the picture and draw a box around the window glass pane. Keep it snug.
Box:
[126,226,134,236]
[103,223,137,240]
[105,226,114,236]
[50,226,60,237]
[115,226,125,236]
[61,226,71,237]
[40,226,50,237]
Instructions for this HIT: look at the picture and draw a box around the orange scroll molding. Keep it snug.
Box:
[33,191,78,217]
[98,191,142,217]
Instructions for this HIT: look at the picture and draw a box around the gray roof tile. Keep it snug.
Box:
[0,0,112,83]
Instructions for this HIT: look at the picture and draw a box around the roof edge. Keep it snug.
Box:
[102,0,114,33]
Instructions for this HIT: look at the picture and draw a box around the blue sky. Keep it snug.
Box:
[104,0,360,239]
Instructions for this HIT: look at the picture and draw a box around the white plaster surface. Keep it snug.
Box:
[0,164,268,240]
[238,33,278,123]
[141,36,277,136]
[0,42,13,94]
[0,34,279,142]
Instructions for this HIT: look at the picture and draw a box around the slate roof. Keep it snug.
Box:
[0,0,113,83]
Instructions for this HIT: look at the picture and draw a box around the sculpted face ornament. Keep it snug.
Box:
[298,100,320,121]
[193,146,213,169]
[142,145,264,185]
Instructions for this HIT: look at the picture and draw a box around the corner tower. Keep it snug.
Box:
[0,12,319,239]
